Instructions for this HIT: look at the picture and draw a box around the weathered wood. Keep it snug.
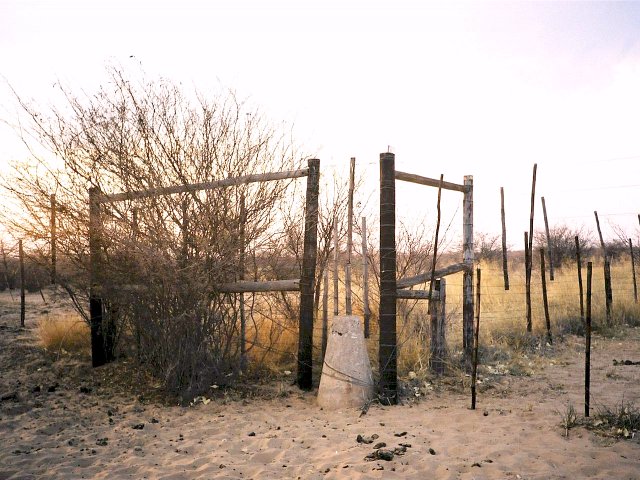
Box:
[500,187,509,290]
[396,289,441,300]
[471,268,481,410]
[219,279,300,293]
[427,174,444,314]
[50,193,56,285]
[575,236,584,321]
[395,170,467,193]
[345,157,355,315]
[322,270,329,359]
[19,239,25,328]
[362,216,371,339]
[397,262,470,289]
[585,261,592,417]
[297,158,320,391]
[333,219,339,316]
[594,210,606,252]
[594,211,612,324]
[89,187,107,368]
[528,164,537,259]
[629,238,638,303]
[541,196,554,281]
[379,152,397,404]
[462,175,474,361]
[97,168,309,203]
[525,231,532,332]
[429,279,446,375]
[540,248,552,345]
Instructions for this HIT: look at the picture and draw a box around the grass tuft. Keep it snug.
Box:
[36,314,90,356]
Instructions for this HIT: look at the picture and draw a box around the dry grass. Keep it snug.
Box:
[36,314,90,356]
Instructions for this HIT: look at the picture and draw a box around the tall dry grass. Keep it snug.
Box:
[36,314,91,356]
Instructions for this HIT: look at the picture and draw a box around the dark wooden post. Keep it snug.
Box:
[500,187,509,290]
[333,219,339,316]
[462,175,474,360]
[89,187,107,367]
[50,193,57,285]
[239,193,247,372]
[19,239,25,328]
[427,174,444,314]
[575,236,584,322]
[297,158,320,390]
[345,157,355,315]
[379,152,397,404]
[594,211,612,324]
[585,261,592,417]
[629,238,638,303]
[471,268,481,410]
[528,164,537,258]
[430,278,446,375]
[541,196,554,281]
[540,248,552,345]
[525,232,532,332]
[362,216,371,338]
[322,270,328,359]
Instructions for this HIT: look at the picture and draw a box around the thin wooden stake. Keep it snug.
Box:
[585,261,592,417]
[345,157,355,315]
[19,239,25,328]
[541,196,554,281]
[429,278,446,375]
[362,216,371,338]
[471,267,481,410]
[528,164,537,265]
[593,211,612,323]
[427,174,444,313]
[525,232,532,332]
[50,193,57,285]
[239,193,247,372]
[333,218,339,316]
[575,236,584,322]
[322,270,329,358]
[540,248,552,345]
[629,238,638,303]
[500,187,509,290]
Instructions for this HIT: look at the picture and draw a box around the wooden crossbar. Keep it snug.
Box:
[397,262,470,289]
[396,289,441,300]
[395,171,467,193]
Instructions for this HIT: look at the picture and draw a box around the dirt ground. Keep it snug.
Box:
[1,290,639,479]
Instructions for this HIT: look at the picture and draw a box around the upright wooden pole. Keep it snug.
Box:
[462,175,474,361]
[427,174,444,313]
[541,196,554,281]
[525,232,532,332]
[297,158,320,390]
[575,236,584,322]
[345,157,355,315]
[528,164,537,258]
[500,187,509,290]
[471,268,481,410]
[239,193,247,372]
[89,187,107,367]
[19,239,25,328]
[379,152,397,404]
[322,270,328,359]
[629,238,638,303]
[50,193,56,285]
[429,278,446,375]
[540,248,552,345]
[333,219,339,316]
[362,216,371,338]
[594,211,612,324]
[585,261,592,417]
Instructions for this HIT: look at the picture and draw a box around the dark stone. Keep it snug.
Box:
[248,432,256,437]
[132,423,145,430]
[79,386,92,394]
[96,438,108,446]
[394,431,407,437]
[374,442,387,449]
[429,448,436,455]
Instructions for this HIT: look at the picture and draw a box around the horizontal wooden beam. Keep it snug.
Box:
[397,262,470,289]
[97,168,309,204]
[217,279,300,293]
[395,171,468,193]
[396,289,440,301]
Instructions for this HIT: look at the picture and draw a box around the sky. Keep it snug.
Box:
[1,0,639,249]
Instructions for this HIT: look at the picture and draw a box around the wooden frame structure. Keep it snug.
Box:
[89,159,320,390]
[379,152,474,403]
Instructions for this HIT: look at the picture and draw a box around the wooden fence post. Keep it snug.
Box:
[594,211,612,324]
[19,239,25,328]
[429,278,446,375]
[525,232,532,332]
[575,236,584,322]
[541,196,554,281]
[322,270,328,359]
[462,175,474,361]
[471,268,481,410]
[89,187,107,368]
[379,152,397,404]
[427,174,444,314]
[362,216,371,338]
[585,261,592,417]
[333,219,339,316]
[528,164,537,259]
[500,187,509,290]
[50,193,56,285]
[540,248,552,345]
[297,158,320,390]
[345,157,355,315]
[629,238,638,303]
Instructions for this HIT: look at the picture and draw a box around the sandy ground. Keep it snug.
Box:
[1,290,639,479]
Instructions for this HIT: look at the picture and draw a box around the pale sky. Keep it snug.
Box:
[1,0,639,248]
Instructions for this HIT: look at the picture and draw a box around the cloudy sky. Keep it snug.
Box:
[1,0,639,247]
